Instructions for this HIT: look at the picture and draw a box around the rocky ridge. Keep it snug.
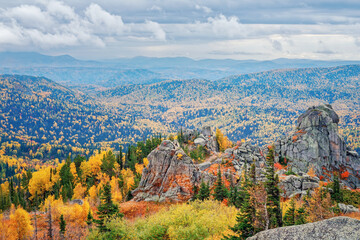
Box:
[248,216,360,240]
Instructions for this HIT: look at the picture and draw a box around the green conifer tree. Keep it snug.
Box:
[94,183,123,232]
[198,181,211,201]
[295,207,307,225]
[265,146,282,228]
[332,173,343,202]
[283,198,295,226]
[60,156,74,202]
[224,175,256,239]
[59,214,66,239]
[213,167,228,202]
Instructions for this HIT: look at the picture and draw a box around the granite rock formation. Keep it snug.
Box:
[274,104,360,188]
[132,140,201,202]
[193,126,219,152]
[248,216,360,240]
[279,174,320,198]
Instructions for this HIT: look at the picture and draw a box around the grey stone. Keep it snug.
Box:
[338,203,360,214]
[132,140,201,202]
[248,217,360,240]
[69,199,83,205]
[194,137,206,146]
[274,105,360,189]
[302,182,319,190]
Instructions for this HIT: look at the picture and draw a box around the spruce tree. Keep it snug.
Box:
[86,210,93,226]
[213,167,228,202]
[265,146,282,228]
[283,198,295,226]
[224,175,256,239]
[94,182,122,232]
[59,214,66,239]
[249,162,256,184]
[60,156,74,202]
[118,146,123,170]
[198,181,210,201]
[332,173,343,202]
[295,207,307,225]
[192,184,199,200]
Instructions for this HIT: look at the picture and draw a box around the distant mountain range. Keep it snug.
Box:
[2,52,360,87]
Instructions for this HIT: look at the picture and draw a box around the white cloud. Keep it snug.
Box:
[207,15,244,38]
[0,0,360,60]
[144,20,166,41]
[85,3,127,35]
[195,4,212,14]
[0,0,167,49]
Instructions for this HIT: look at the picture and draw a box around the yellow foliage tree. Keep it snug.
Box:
[306,188,335,222]
[110,177,123,203]
[88,185,98,205]
[143,157,149,167]
[215,128,232,152]
[9,208,33,240]
[28,166,60,198]
[307,166,316,177]
[73,183,87,199]
[135,163,144,175]
[121,168,135,195]
[80,151,104,182]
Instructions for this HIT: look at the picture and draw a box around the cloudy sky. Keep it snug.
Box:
[0,0,360,60]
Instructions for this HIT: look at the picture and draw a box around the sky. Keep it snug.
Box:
[0,0,360,60]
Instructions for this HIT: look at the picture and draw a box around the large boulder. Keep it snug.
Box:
[274,105,360,188]
[248,216,360,240]
[132,140,201,202]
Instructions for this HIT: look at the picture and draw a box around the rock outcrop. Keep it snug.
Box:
[193,126,219,152]
[274,104,360,188]
[132,140,201,202]
[248,216,360,240]
[279,174,320,198]
[338,203,360,214]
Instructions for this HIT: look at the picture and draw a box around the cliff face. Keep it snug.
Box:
[132,140,201,202]
[274,104,360,188]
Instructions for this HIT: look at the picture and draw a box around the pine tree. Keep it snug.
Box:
[118,146,123,170]
[283,198,295,226]
[198,181,210,201]
[60,156,74,202]
[94,182,122,232]
[295,207,307,225]
[224,177,256,239]
[331,173,343,202]
[192,184,199,200]
[213,167,228,202]
[265,146,282,229]
[59,214,66,239]
[101,151,116,177]
[86,210,93,226]
[249,162,256,184]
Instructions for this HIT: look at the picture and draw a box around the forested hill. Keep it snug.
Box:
[100,64,360,152]
[0,64,360,161]
[0,75,144,160]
